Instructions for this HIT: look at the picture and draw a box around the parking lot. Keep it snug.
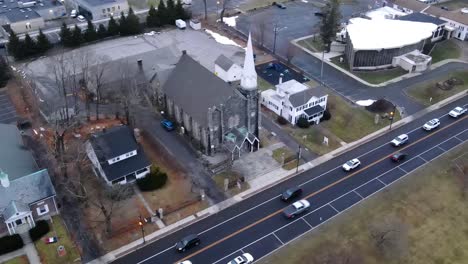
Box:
[0,90,17,124]
[256,61,308,85]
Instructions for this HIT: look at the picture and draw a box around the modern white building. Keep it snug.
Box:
[397,12,448,42]
[392,50,432,72]
[69,0,129,20]
[425,6,468,41]
[261,79,328,125]
[214,54,242,83]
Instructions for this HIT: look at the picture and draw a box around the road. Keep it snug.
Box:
[112,98,468,264]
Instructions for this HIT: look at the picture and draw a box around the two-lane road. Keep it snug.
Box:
[113,98,468,264]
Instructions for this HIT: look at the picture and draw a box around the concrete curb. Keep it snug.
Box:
[87,89,467,264]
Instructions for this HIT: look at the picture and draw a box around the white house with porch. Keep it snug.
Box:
[261,79,328,125]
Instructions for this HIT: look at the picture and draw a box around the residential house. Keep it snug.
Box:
[397,12,448,42]
[425,6,468,41]
[86,125,151,185]
[69,0,129,20]
[389,0,430,14]
[214,54,242,83]
[261,79,328,125]
[0,124,58,235]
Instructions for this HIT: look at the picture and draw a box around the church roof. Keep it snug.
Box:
[215,54,235,71]
[163,52,236,127]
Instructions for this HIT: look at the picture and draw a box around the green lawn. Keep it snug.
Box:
[406,70,468,106]
[34,216,81,264]
[435,0,467,10]
[259,142,468,264]
[257,77,274,91]
[213,171,250,195]
[330,57,408,85]
[297,36,324,52]
[285,125,342,155]
[430,40,461,63]
[272,147,295,164]
[3,256,29,264]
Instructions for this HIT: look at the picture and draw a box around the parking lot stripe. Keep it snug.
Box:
[272,233,284,245]
[302,218,313,229]
[354,190,364,199]
[329,204,340,213]
[377,178,387,186]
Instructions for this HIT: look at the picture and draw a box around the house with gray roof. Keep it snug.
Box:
[0,124,58,235]
[261,79,328,125]
[161,35,260,157]
[214,54,242,83]
[86,125,151,185]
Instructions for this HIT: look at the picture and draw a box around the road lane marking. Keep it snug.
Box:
[302,218,313,229]
[377,178,387,186]
[329,204,340,213]
[398,167,409,174]
[419,156,429,163]
[354,190,364,199]
[272,233,284,245]
[174,115,467,264]
[455,136,463,142]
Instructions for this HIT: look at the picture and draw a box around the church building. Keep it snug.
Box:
[161,34,260,157]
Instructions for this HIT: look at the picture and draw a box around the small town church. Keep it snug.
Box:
[161,34,260,157]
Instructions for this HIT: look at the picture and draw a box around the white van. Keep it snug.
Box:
[175,19,186,30]
[70,9,77,18]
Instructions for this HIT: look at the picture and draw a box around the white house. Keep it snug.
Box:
[86,125,151,185]
[261,79,328,125]
[425,6,468,41]
[214,54,242,83]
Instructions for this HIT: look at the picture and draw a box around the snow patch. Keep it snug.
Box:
[356,99,376,106]
[204,29,242,48]
[221,16,238,27]
[301,0,308,3]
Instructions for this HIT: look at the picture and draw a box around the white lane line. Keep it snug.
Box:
[439,145,447,151]
[137,112,456,263]
[240,248,245,254]
[419,156,429,163]
[354,190,364,199]
[272,233,284,245]
[377,178,387,186]
[329,204,340,213]
[398,167,409,174]
[437,146,446,152]
[455,136,463,142]
[302,218,313,229]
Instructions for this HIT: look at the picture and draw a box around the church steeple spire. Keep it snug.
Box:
[240,33,257,91]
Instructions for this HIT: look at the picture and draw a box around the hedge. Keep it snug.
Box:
[297,116,310,128]
[29,220,50,242]
[0,234,24,255]
[137,166,168,192]
[320,109,332,121]
[277,116,288,125]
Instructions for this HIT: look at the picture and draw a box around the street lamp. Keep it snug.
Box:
[216,1,220,20]
[296,145,302,173]
[138,214,146,244]
[273,24,287,55]
[389,104,397,130]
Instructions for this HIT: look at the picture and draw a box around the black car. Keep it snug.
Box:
[391,152,407,162]
[175,234,200,252]
[314,12,324,17]
[272,2,286,9]
[281,186,302,201]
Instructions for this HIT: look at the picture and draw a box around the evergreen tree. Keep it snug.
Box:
[146,5,161,27]
[7,31,23,59]
[175,0,190,20]
[126,7,141,35]
[0,56,10,88]
[71,24,83,46]
[23,34,37,57]
[119,12,128,35]
[97,24,107,39]
[107,16,120,36]
[166,0,176,24]
[157,0,169,25]
[59,22,72,47]
[36,29,52,53]
[84,19,98,42]
[320,0,341,52]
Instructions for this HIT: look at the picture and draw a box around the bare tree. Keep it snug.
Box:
[369,215,409,260]
[253,15,268,48]
[79,51,93,121]
[203,0,207,20]
[50,52,71,125]
[219,0,231,23]
[90,60,108,120]
[114,61,142,126]
[286,43,297,63]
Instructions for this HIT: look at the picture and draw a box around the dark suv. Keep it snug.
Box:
[281,186,302,202]
[175,234,200,252]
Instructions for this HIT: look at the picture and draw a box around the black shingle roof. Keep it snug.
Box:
[397,12,446,26]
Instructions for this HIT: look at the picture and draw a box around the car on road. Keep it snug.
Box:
[342,158,361,171]
[314,12,324,16]
[161,119,175,131]
[390,152,407,162]
[227,253,254,264]
[422,118,440,131]
[77,15,86,22]
[175,234,200,252]
[273,2,286,9]
[283,199,310,218]
[177,261,192,264]
[281,186,303,202]
[390,134,409,147]
[449,106,467,118]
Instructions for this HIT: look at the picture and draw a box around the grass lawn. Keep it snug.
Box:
[3,256,29,264]
[435,0,467,10]
[297,36,324,52]
[259,142,468,264]
[35,216,81,264]
[430,40,461,63]
[272,146,295,164]
[258,77,274,91]
[213,171,250,195]
[406,70,468,106]
[285,125,342,155]
[330,57,408,85]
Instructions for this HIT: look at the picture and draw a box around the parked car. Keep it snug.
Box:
[390,152,407,162]
[390,134,409,147]
[342,158,361,171]
[422,118,440,131]
[176,19,187,29]
[440,6,449,10]
[77,15,86,22]
[281,186,303,202]
[283,200,310,218]
[175,234,200,252]
[314,12,324,16]
[161,119,175,131]
[266,62,283,72]
[273,2,286,9]
[449,106,467,118]
[70,9,77,18]
[227,253,254,264]
[177,261,192,264]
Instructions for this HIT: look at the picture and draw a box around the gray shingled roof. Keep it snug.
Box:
[4,9,41,23]
[215,54,235,71]
[304,105,325,116]
[0,124,38,181]
[288,85,328,108]
[2,201,30,220]
[163,53,236,126]
[397,12,446,25]
[0,169,56,216]
[90,126,138,160]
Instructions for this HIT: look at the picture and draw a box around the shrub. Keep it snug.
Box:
[297,116,310,128]
[137,166,168,192]
[320,109,332,121]
[277,116,288,125]
[0,234,24,255]
[29,220,50,242]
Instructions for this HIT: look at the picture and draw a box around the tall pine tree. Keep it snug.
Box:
[157,0,169,25]
[126,7,141,35]
[119,12,128,35]
[175,0,190,20]
[36,29,52,53]
[97,24,107,39]
[0,56,10,88]
[146,5,161,27]
[166,0,176,24]
[71,25,83,46]
[23,34,37,57]
[84,19,98,42]
[320,0,341,52]
[7,31,23,59]
[59,22,72,47]
[107,16,120,36]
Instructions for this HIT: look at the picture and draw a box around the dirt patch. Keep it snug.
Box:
[365,99,395,113]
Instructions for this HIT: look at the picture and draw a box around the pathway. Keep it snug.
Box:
[134,186,166,229]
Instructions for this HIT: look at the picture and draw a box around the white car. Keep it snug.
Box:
[422,118,440,131]
[77,15,86,22]
[390,134,409,147]
[342,158,361,171]
[283,200,310,218]
[449,106,467,118]
[177,261,192,264]
[227,253,254,264]
[70,9,77,18]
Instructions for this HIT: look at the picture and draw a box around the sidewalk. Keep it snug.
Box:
[87,89,467,264]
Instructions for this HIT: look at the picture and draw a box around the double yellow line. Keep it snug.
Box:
[176,115,468,263]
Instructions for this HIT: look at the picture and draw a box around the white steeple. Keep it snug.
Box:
[240,33,257,91]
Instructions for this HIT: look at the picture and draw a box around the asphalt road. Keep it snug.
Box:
[112,97,468,264]
[0,89,17,124]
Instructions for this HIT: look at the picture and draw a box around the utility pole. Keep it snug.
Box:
[138,214,145,244]
[296,145,302,173]
[320,49,325,85]
[273,24,278,55]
